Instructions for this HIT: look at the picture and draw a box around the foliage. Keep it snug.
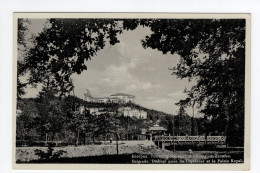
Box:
[136,19,245,146]
[174,104,192,136]
[17,19,32,99]
[16,99,38,142]
[21,19,124,96]
[95,113,115,136]
[68,112,88,145]
[17,19,245,146]
[35,88,68,141]
[35,144,67,161]
[17,96,221,145]
[18,18,31,47]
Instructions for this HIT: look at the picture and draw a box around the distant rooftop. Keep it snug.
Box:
[96,97,110,99]
[110,93,135,97]
[148,125,167,131]
[109,97,124,101]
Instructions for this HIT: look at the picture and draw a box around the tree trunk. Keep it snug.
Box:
[224,98,229,151]
[105,132,107,144]
[45,133,48,143]
[92,132,95,143]
[76,129,80,146]
[205,133,208,145]
[51,131,56,143]
[178,115,180,136]
[116,133,119,155]
[224,120,229,150]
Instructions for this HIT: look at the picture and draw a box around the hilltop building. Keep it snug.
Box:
[78,105,147,119]
[110,93,135,103]
[78,106,114,116]
[83,89,135,104]
[81,89,148,119]
[118,107,147,119]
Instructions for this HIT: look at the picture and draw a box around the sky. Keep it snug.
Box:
[21,19,199,116]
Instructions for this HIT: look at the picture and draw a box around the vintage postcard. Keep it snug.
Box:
[13,13,250,170]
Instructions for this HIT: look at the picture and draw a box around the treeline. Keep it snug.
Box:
[17,92,231,147]
[121,102,226,138]
[16,92,151,146]
[17,92,116,146]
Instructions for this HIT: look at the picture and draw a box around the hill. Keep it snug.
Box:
[17,96,204,139]
[63,95,174,123]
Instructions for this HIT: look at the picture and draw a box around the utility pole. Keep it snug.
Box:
[178,113,180,136]
[172,116,175,152]
[172,102,176,152]
[192,100,195,136]
[126,116,129,141]
[224,101,229,151]
[115,110,119,155]
[45,133,48,144]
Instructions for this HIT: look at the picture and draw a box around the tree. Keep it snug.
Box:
[18,18,31,48]
[16,98,38,143]
[137,19,245,146]
[35,88,67,142]
[20,19,123,96]
[68,112,88,146]
[95,113,115,142]
[17,19,32,99]
[174,102,192,136]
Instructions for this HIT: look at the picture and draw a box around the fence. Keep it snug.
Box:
[154,135,226,143]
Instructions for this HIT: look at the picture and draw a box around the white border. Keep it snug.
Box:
[12,12,250,171]
[0,0,259,172]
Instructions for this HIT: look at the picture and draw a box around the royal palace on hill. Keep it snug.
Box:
[83,89,136,104]
[81,89,147,119]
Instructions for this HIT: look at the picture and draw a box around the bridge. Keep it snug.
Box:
[153,135,226,149]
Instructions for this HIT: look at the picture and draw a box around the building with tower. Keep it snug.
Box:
[83,89,136,104]
[83,89,98,102]
[110,93,135,103]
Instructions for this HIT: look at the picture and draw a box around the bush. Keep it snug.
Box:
[35,144,67,161]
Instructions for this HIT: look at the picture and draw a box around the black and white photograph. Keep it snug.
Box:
[13,13,250,170]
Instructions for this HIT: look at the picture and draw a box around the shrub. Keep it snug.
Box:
[35,144,67,161]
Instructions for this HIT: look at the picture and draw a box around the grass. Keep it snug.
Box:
[16,140,244,164]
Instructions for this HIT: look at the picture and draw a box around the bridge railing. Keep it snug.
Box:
[154,136,226,142]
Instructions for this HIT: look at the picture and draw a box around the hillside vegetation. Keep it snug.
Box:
[16,95,221,147]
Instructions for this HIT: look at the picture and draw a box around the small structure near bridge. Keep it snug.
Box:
[147,124,167,140]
